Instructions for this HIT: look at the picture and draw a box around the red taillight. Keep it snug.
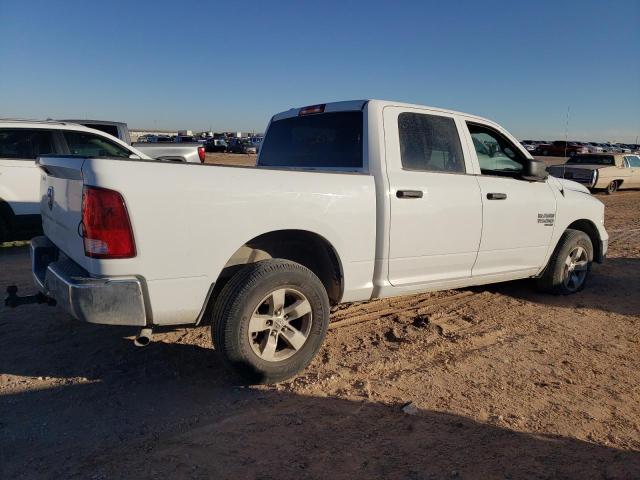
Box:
[299,104,325,116]
[82,186,136,259]
[198,146,206,163]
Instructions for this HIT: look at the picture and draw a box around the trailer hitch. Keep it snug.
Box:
[4,286,56,308]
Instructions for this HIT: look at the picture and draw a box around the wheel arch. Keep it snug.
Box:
[206,230,344,319]
[566,219,604,262]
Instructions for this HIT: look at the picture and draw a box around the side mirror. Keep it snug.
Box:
[520,158,548,181]
[129,154,141,160]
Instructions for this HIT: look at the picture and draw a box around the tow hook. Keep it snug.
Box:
[134,327,153,347]
[4,286,56,308]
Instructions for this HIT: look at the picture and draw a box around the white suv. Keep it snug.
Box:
[0,120,150,242]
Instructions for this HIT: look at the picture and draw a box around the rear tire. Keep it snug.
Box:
[0,216,7,244]
[535,229,593,295]
[211,259,330,384]
[606,181,618,195]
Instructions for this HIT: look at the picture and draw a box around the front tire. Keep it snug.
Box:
[212,259,330,384]
[606,180,618,195]
[536,229,593,294]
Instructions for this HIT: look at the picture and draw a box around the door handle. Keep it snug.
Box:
[396,190,423,199]
[487,193,507,200]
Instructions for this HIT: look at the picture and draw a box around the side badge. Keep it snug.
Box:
[47,186,54,211]
[537,213,555,226]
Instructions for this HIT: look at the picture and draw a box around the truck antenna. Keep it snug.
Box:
[563,106,570,158]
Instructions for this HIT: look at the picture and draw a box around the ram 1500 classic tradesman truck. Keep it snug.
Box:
[8,100,608,383]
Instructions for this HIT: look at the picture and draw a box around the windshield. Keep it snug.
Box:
[258,111,363,169]
[567,155,615,165]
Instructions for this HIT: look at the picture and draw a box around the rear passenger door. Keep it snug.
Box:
[462,120,557,277]
[0,129,59,217]
[383,106,482,287]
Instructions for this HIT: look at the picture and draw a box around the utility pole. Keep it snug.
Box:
[563,106,570,158]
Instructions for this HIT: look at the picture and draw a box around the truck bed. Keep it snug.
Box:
[38,156,377,325]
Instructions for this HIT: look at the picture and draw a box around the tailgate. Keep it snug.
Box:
[38,156,88,268]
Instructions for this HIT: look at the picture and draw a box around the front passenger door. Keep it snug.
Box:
[464,121,557,278]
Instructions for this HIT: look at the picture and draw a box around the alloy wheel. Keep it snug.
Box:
[562,246,588,292]
[248,288,313,362]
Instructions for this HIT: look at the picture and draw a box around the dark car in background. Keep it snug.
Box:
[535,140,589,157]
[227,138,257,154]
[205,138,227,152]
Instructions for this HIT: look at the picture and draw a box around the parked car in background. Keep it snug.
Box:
[58,119,132,144]
[535,141,589,157]
[602,143,618,153]
[0,120,152,242]
[250,136,264,153]
[14,100,608,383]
[548,154,640,194]
[131,142,205,163]
[142,135,174,143]
[175,135,201,143]
[227,138,257,154]
[205,138,227,152]
[587,142,605,153]
[520,140,537,152]
[615,144,632,153]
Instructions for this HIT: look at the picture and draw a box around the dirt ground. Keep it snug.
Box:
[1,161,639,479]
[205,151,256,167]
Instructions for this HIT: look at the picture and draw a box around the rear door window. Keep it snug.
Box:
[0,129,55,159]
[258,111,363,169]
[398,113,465,173]
[63,131,131,158]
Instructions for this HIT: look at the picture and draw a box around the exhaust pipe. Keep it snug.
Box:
[134,327,153,347]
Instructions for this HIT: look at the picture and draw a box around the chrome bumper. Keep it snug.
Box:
[31,236,147,326]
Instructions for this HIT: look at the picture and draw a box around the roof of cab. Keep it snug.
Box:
[0,118,107,132]
[272,99,498,126]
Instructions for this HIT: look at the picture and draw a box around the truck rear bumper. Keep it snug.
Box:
[31,236,147,326]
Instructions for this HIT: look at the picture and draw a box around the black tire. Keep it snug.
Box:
[0,215,7,244]
[535,229,593,295]
[211,259,330,384]
[542,149,549,156]
[606,181,618,195]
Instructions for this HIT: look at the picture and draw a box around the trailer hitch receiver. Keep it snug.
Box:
[4,286,56,308]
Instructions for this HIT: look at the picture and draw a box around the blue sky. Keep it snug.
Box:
[1,0,638,141]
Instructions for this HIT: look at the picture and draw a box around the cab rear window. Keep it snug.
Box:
[258,111,363,170]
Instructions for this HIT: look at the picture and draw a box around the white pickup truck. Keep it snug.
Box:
[8,100,608,383]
